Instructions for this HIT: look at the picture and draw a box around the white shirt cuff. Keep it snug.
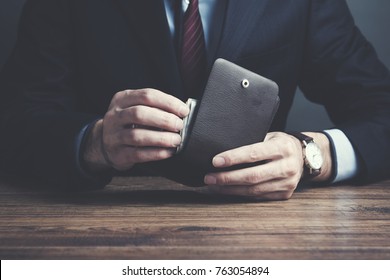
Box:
[323,129,359,183]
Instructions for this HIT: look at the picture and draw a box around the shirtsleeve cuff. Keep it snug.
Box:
[323,129,359,183]
[75,120,113,186]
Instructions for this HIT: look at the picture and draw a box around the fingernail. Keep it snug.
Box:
[179,105,190,117]
[175,118,184,131]
[213,156,226,167]
[204,175,217,185]
[172,134,182,147]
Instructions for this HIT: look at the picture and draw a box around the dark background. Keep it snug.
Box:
[1,0,389,130]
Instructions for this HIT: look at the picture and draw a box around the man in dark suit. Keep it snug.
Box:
[1,0,389,200]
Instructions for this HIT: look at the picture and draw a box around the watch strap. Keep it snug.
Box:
[289,132,313,146]
[288,132,321,178]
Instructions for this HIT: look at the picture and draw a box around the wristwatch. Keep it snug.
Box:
[290,132,323,178]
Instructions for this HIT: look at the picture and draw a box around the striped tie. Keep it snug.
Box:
[180,0,207,98]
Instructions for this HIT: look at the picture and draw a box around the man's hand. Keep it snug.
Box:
[83,88,189,172]
[204,132,332,200]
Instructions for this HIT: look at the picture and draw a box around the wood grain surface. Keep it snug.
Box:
[0,176,389,259]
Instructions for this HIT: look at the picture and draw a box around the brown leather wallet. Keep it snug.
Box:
[139,59,280,186]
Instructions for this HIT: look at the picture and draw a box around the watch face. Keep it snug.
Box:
[305,142,323,169]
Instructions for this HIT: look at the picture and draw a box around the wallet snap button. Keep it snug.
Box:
[241,79,250,88]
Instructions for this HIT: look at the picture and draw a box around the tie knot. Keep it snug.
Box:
[188,0,198,6]
[186,0,199,13]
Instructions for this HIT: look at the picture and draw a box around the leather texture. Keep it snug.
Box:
[176,59,279,182]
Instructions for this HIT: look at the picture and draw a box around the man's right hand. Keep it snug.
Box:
[82,88,189,172]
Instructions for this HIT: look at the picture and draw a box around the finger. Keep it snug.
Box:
[116,106,184,132]
[205,159,299,186]
[207,178,296,199]
[211,141,283,168]
[112,89,189,117]
[108,146,175,170]
[260,190,294,201]
[128,146,176,163]
[118,128,182,148]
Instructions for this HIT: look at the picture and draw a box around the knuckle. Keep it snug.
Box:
[284,178,298,191]
[160,113,172,128]
[128,129,141,145]
[249,146,260,162]
[246,186,261,197]
[131,149,145,163]
[111,91,121,104]
[165,98,176,111]
[124,89,132,97]
[148,149,170,161]
[121,89,130,98]
[282,139,296,156]
[245,170,262,184]
[129,106,142,122]
[137,89,154,104]
[157,149,170,159]
[280,159,298,178]
[104,109,116,122]
[116,107,126,120]
[113,90,129,104]
[158,134,168,146]
[218,174,231,185]
[284,166,297,178]
[117,131,129,145]
[127,106,146,124]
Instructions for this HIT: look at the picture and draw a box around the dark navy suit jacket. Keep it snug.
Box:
[1,0,389,189]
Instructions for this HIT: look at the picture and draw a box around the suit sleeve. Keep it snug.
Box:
[299,0,390,182]
[0,0,112,189]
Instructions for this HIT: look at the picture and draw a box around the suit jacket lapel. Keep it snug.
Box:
[206,0,227,69]
[114,0,184,99]
[215,0,270,62]
[112,1,269,99]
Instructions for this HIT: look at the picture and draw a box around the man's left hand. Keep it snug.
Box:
[204,132,332,200]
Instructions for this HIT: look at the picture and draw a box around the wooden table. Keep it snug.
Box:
[0,175,389,259]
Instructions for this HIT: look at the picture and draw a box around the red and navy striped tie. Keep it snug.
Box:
[180,0,207,98]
